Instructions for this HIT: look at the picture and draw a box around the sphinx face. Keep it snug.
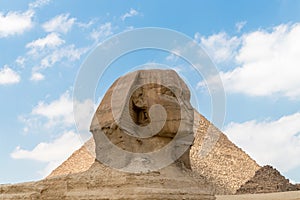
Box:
[130,83,181,138]
[91,69,194,170]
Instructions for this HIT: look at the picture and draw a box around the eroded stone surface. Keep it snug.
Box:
[236,165,299,194]
[191,111,260,194]
[1,161,215,200]
[90,69,194,172]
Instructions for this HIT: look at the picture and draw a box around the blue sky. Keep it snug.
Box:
[1,0,300,184]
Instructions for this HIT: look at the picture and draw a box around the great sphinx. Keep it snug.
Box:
[90,69,195,172]
[47,69,260,196]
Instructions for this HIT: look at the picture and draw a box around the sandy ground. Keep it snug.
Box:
[217,191,300,200]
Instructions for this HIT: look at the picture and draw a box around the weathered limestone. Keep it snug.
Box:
[236,165,299,194]
[191,111,260,194]
[0,161,215,200]
[90,69,194,172]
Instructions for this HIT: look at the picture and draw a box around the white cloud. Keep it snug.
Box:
[224,112,300,172]
[29,0,51,9]
[40,44,88,69]
[18,91,95,177]
[11,131,81,162]
[90,22,113,42]
[74,98,95,132]
[236,21,247,32]
[165,53,179,62]
[121,8,139,21]
[0,66,21,85]
[30,72,45,81]
[32,91,74,128]
[77,19,97,29]
[196,32,240,64]
[221,23,300,98]
[196,23,300,99]
[24,35,87,70]
[26,33,65,50]
[23,90,95,132]
[11,131,82,177]
[0,10,34,37]
[16,57,26,67]
[42,13,76,34]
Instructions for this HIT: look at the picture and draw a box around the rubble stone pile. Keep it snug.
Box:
[236,165,299,194]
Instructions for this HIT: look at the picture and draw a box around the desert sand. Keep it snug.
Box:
[217,191,300,200]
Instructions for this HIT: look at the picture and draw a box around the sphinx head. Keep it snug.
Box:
[90,69,194,172]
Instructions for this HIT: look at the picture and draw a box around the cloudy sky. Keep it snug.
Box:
[1,0,300,184]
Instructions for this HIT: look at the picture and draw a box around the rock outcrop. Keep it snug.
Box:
[236,165,299,194]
